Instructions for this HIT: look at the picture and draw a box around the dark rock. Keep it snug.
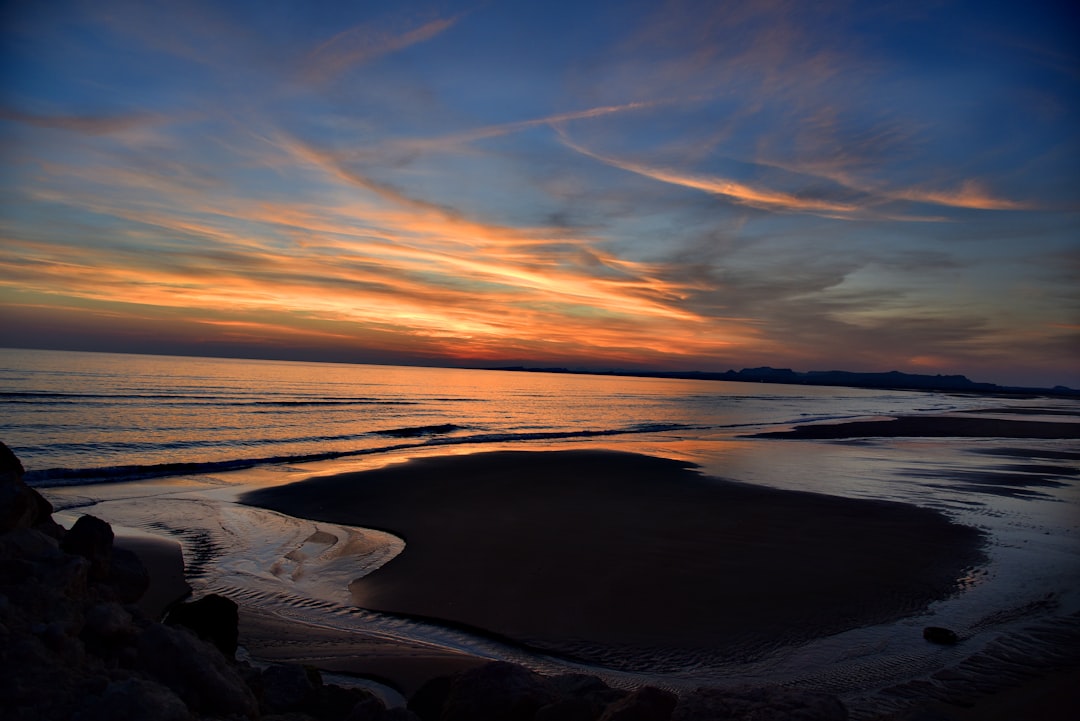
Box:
[1,531,89,629]
[35,618,86,664]
[382,708,422,721]
[318,683,374,720]
[672,686,848,720]
[440,661,557,721]
[0,441,56,534]
[75,677,192,721]
[408,674,453,721]
[137,622,258,719]
[61,515,114,580]
[345,694,388,721]
[536,696,603,721]
[599,686,677,721]
[0,526,62,561]
[261,663,323,712]
[237,660,266,707]
[81,601,138,658]
[165,592,239,658]
[923,626,960,645]
[550,673,625,705]
[107,547,150,604]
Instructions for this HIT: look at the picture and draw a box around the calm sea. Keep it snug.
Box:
[0,347,1024,484]
[3,348,1078,711]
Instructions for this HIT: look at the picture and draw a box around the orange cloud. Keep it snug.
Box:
[558,132,859,215]
[889,180,1031,210]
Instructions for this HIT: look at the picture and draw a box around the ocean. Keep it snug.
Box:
[3,347,1078,712]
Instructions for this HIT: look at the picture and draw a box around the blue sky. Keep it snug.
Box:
[1,0,1077,386]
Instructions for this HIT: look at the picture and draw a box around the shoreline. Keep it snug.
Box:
[241,449,987,670]
[751,415,1080,440]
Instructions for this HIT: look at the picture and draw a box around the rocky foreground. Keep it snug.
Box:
[2,440,853,720]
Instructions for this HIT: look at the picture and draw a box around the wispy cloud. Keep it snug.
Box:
[302,14,460,83]
[0,108,159,136]
[2,0,1075,383]
[557,129,860,216]
[889,181,1033,210]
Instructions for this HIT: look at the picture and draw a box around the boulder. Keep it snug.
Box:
[137,622,258,719]
[599,686,677,721]
[81,601,138,659]
[550,673,626,706]
[923,626,960,645]
[535,697,602,721]
[381,708,423,721]
[439,661,558,721]
[61,515,114,580]
[0,441,56,534]
[106,547,150,604]
[260,663,322,713]
[346,694,388,721]
[165,593,239,658]
[672,686,848,721]
[75,678,192,721]
[408,674,453,721]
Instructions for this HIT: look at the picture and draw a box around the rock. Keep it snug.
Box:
[550,673,626,706]
[345,694,389,721]
[0,441,56,534]
[408,675,453,721]
[923,626,960,645]
[81,601,138,658]
[599,686,677,721]
[61,515,114,580]
[439,661,558,721]
[106,547,150,604]
[319,684,379,720]
[0,526,62,561]
[137,622,258,719]
[165,593,239,658]
[75,678,192,721]
[261,663,323,712]
[382,708,423,721]
[672,686,849,721]
[536,696,603,721]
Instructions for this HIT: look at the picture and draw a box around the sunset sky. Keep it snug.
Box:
[1,0,1077,386]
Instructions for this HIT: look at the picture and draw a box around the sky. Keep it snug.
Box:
[1,0,1077,387]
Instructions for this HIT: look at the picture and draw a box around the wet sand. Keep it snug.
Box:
[237,605,486,698]
[242,449,985,669]
[752,415,1080,440]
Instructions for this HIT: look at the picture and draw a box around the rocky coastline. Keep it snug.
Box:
[0,440,856,720]
[6,438,1076,720]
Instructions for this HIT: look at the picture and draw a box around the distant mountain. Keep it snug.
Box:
[487,365,1079,397]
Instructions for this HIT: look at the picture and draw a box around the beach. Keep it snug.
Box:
[7,351,1078,717]
[241,449,986,670]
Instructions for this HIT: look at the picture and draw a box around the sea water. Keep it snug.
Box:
[3,348,1078,713]
[0,347,1037,481]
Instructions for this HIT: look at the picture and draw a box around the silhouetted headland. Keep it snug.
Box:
[486,365,1079,397]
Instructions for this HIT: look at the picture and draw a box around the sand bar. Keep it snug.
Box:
[242,450,984,668]
[752,415,1080,440]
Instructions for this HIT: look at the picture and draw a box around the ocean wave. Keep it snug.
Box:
[373,424,466,438]
[0,391,419,407]
[24,422,705,487]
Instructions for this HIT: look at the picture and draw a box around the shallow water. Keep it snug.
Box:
[6,348,1080,713]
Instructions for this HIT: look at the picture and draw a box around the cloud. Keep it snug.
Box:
[302,14,459,83]
[889,180,1033,210]
[0,108,159,136]
[556,129,860,216]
